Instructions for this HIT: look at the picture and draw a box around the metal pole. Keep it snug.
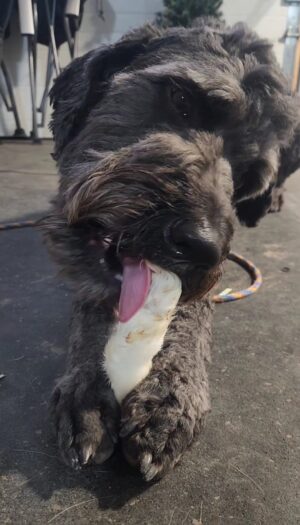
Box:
[0,0,25,136]
[37,46,53,127]
[1,60,24,134]
[18,0,40,141]
[27,35,40,142]
[44,0,60,76]
[282,0,300,84]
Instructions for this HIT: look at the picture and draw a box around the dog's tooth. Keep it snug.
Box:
[99,258,105,264]
[101,237,112,251]
[115,274,123,282]
[102,237,112,246]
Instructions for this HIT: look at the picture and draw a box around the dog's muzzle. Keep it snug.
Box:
[164,220,222,270]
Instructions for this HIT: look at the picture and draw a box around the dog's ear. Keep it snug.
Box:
[236,118,300,227]
[221,23,275,65]
[235,186,273,227]
[49,37,151,159]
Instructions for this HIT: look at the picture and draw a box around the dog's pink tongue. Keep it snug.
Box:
[119,258,152,323]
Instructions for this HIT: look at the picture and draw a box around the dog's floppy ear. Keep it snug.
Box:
[236,116,300,227]
[49,37,150,159]
[235,186,273,227]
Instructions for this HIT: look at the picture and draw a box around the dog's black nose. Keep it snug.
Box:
[168,221,221,268]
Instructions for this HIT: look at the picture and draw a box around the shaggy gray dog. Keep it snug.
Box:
[43,20,299,481]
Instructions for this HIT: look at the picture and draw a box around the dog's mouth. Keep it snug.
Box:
[97,237,155,322]
[88,230,219,310]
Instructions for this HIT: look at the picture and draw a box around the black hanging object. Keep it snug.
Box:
[36,0,86,48]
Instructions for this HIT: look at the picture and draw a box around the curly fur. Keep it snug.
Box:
[44,20,299,480]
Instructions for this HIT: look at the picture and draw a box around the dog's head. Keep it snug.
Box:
[44,23,296,303]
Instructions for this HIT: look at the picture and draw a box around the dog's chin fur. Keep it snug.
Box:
[45,20,300,479]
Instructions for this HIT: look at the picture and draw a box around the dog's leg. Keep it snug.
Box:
[50,297,120,469]
[120,299,212,481]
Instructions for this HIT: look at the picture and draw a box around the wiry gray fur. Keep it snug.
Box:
[43,20,299,480]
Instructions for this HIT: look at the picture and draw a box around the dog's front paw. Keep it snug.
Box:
[120,379,200,481]
[51,366,120,469]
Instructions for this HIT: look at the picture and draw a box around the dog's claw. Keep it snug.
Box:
[141,452,152,470]
[140,452,158,480]
[79,445,94,465]
[72,457,81,471]
[50,369,119,469]
[63,447,81,470]
[142,461,161,482]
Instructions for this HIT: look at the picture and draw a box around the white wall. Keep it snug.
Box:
[223,0,288,65]
[0,0,289,138]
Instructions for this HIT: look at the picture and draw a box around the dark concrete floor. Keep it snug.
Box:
[0,143,299,525]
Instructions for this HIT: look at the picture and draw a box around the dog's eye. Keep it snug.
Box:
[170,86,191,119]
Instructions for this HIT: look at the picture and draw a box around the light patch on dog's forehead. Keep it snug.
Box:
[114,60,245,111]
[103,266,181,403]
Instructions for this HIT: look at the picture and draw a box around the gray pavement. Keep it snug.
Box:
[0,142,299,524]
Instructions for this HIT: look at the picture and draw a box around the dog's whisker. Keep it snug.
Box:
[116,232,124,257]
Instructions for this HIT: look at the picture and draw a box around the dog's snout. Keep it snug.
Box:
[167,221,221,268]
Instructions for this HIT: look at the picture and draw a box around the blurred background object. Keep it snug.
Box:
[0,0,25,138]
[0,0,300,141]
[281,0,300,93]
[156,0,223,27]
[0,0,86,141]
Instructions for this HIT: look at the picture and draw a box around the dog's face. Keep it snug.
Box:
[45,24,296,302]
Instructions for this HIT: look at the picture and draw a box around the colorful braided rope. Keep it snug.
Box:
[0,220,37,231]
[213,252,262,303]
[0,221,262,303]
